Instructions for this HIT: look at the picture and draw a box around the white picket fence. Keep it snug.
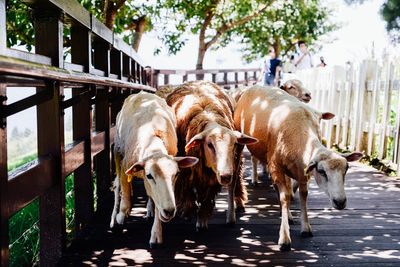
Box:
[294,60,400,173]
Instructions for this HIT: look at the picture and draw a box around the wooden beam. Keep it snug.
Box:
[64,141,85,177]
[7,157,55,216]
[35,8,65,265]
[0,84,9,267]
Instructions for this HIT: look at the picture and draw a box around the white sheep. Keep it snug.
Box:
[110,92,198,248]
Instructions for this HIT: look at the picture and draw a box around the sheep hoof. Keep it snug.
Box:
[149,242,163,249]
[236,206,245,213]
[279,243,291,251]
[301,231,313,238]
[196,226,207,233]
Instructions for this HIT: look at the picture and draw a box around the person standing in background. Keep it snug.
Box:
[294,40,313,70]
[260,47,282,86]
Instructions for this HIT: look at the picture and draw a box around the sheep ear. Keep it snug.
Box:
[305,160,317,175]
[185,133,205,152]
[175,156,199,168]
[234,131,259,145]
[342,152,363,162]
[321,112,335,120]
[125,162,144,175]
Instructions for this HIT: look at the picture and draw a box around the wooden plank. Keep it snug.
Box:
[91,131,105,157]
[34,9,65,265]
[64,141,84,176]
[110,49,122,78]
[0,75,46,87]
[91,16,113,44]
[367,69,381,155]
[46,0,91,28]
[94,88,111,215]
[73,87,94,233]
[5,48,52,65]
[0,84,9,267]
[7,157,55,216]
[71,24,91,72]
[0,56,155,92]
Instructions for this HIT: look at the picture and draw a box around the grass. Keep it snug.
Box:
[8,154,76,267]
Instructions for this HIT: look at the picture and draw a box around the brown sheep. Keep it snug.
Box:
[166,81,258,230]
[234,86,362,251]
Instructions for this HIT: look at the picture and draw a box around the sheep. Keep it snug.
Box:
[251,79,312,185]
[109,91,198,248]
[234,86,362,251]
[166,81,258,231]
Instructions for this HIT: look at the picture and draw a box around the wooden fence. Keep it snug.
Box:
[0,1,261,266]
[295,60,400,173]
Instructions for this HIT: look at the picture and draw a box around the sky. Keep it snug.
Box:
[137,0,398,69]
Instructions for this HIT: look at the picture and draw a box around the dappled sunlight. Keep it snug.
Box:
[60,152,400,266]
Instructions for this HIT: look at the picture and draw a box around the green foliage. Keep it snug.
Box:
[6,0,155,50]
[156,0,270,55]
[6,0,34,51]
[9,200,39,267]
[235,0,338,62]
[380,0,400,42]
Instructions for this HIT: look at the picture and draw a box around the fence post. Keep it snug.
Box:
[378,63,394,159]
[0,84,9,267]
[71,25,94,232]
[34,8,66,266]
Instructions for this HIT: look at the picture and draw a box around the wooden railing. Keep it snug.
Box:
[295,60,400,173]
[0,0,154,266]
[153,68,260,88]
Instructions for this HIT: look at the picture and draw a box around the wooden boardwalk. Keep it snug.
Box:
[60,150,400,266]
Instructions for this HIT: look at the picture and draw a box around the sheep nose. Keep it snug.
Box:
[305,93,311,99]
[333,198,347,210]
[220,174,232,185]
[163,208,175,218]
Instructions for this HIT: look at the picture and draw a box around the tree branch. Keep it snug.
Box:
[205,0,275,50]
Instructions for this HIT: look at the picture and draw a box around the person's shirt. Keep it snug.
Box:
[264,57,281,76]
[295,52,313,70]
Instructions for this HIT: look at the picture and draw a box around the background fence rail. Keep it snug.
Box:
[296,60,400,173]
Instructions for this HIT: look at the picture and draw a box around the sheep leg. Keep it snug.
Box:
[251,156,259,185]
[145,198,155,219]
[149,205,163,248]
[285,176,294,225]
[274,174,292,251]
[299,181,312,237]
[110,176,120,228]
[292,179,299,200]
[234,147,247,213]
[196,199,214,232]
[226,179,236,226]
[116,171,132,225]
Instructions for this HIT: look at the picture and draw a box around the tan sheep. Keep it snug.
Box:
[110,92,198,248]
[234,86,362,251]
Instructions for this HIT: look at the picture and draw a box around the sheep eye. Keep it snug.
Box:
[207,142,215,151]
[317,169,326,177]
[146,174,154,180]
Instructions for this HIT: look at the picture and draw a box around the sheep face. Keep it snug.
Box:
[281,79,312,103]
[306,152,363,210]
[186,126,258,186]
[126,155,198,222]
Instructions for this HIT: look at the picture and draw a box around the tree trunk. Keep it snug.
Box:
[104,4,117,29]
[196,42,207,79]
[132,16,147,52]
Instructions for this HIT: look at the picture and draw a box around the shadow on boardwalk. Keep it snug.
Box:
[60,150,400,266]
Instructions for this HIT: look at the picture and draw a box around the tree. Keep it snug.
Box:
[157,0,275,70]
[234,0,338,62]
[380,0,400,42]
[6,0,155,52]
